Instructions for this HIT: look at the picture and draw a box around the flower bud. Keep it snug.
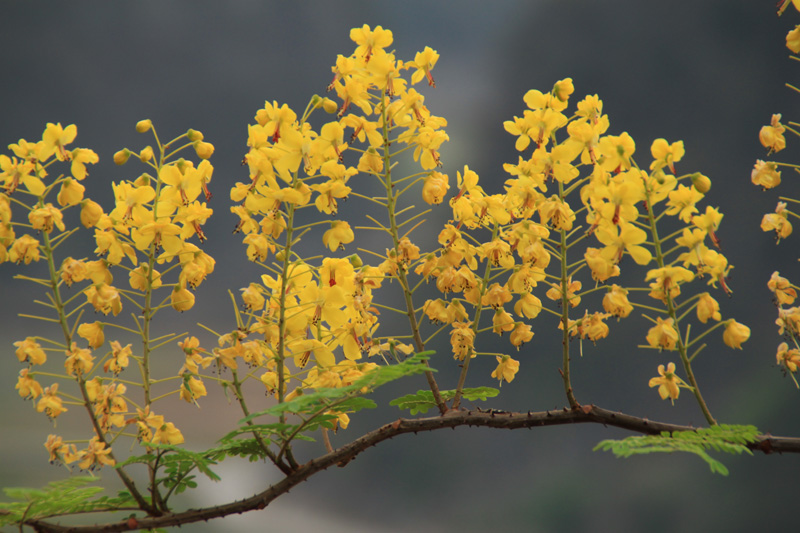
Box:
[134,173,153,187]
[691,172,711,193]
[187,129,204,142]
[322,98,339,114]
[135,120,153,133]
[310,94,323,108]
[194,141,214,159]
[348,253,363,268]
[113,149,131,165]
[139,146,154,162]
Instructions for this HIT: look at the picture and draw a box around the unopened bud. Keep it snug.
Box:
[139,146,154,162]
[322,98,339,114]
[348,254,363,268]
[113,149,131,165]
[691,173,711,193]
[134,173,153,187]
[135,120,153,133]
[194,141,214,159]
[187,129,204,142]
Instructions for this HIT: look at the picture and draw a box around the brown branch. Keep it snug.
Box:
[26,404,800,532]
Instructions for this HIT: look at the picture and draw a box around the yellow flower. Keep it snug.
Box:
[787,24,800,54]
[129,263,163,291]
[751,160,781,189]
[768,271,797,305]
[180,375,207,403]
[776,342,800,374]
[491,355,520,384]
[350,24,393,62]
[423,299,450,324]
[665,184,703,222]
[28,204,65,233]
[80,199,104,228]
[450,322,476,360]
[64,342,94,377]
[422,171,449,205]
[14,337,47,365]
[84,283,123,316]
[77,321,105,349]
[602,284,633,318]
[722,320,750,349]
[57,178,86,206]
[546,278,581,308]
[76,437,115,470]
[104,341,132,374]
[696,293,721,323]
[16,368,43,399]
[646,317,679,351]
[0,155,43,195]
[584,247,620,282]
[37,383,67,418]
[645,266,694,303]
[153,422,185,445]
[492,308,516,334]
[597,132,635,172]
[171,283,196,312]
[648,362,683,402]
[759,114,786,154]
[322,220,354,251]
[9,234,41,264]
[70,148,99,180]
[41,122,77,161]
[650,139,685,173]
[509,323,534,349]
[761,202,792,242]
[481,283,513,309]
[409,46,439,87]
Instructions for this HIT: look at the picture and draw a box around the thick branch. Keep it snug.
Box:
[27,404,800,532]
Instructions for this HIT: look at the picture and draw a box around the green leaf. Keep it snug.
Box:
[593,424,760,475]
[0,476,138,527]
[390,387,500,415]
[140,443,221,482]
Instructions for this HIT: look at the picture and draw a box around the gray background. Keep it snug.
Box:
[2,2,800,532]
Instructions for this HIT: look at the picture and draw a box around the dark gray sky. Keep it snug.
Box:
[2,2,800,532]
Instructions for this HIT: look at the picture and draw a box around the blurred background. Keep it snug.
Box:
[2,1,800,531]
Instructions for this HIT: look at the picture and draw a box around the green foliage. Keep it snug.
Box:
[593,424,760,475]
[390,386,500,415]
[0,476,138,527]
[241,352,435,425]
